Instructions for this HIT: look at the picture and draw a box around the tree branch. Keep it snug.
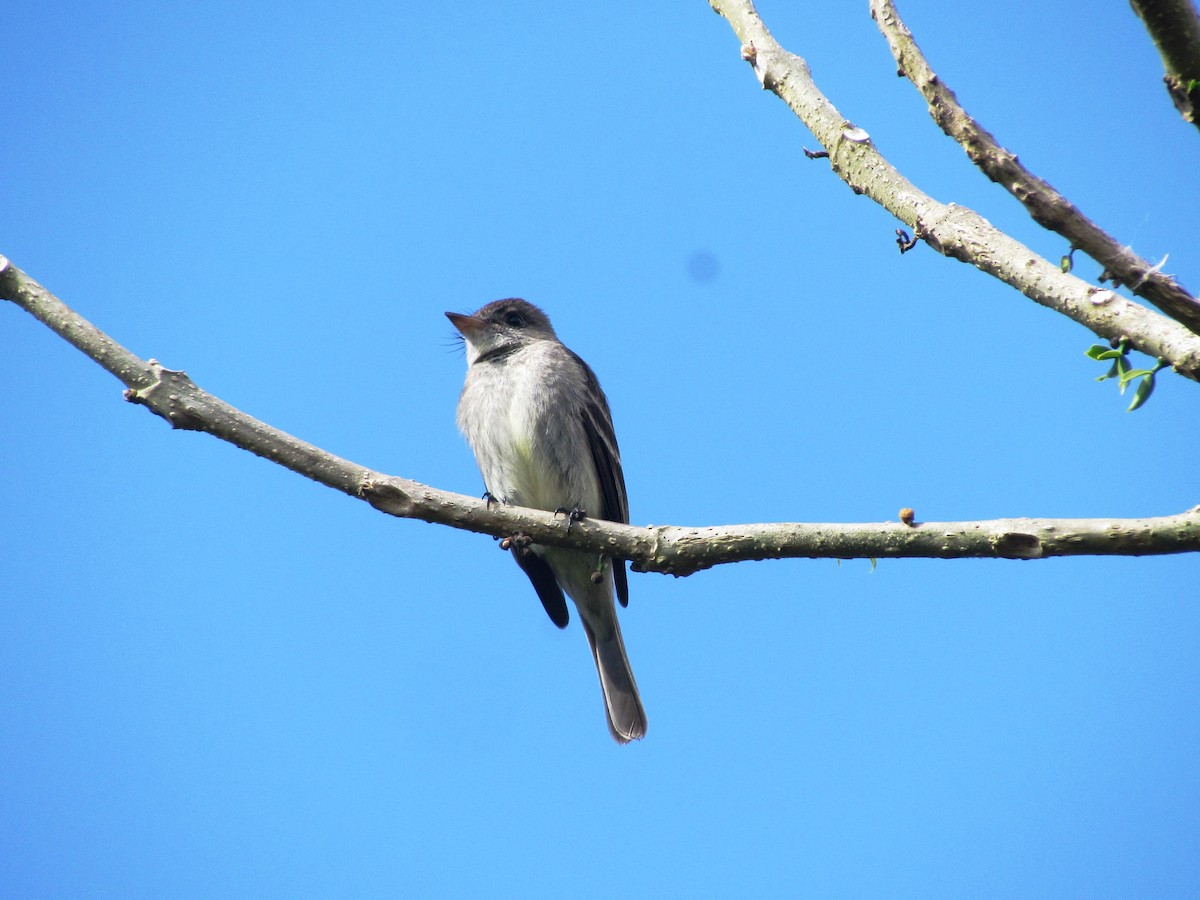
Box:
[1131,0,1200,131]
[870,0,1200,335]
[708,0,1200,382]
[4,255,1198,567]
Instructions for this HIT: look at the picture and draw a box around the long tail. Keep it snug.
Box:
[580,616,648,743]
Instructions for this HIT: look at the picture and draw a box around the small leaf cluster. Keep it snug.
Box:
[1085,340,1168,412]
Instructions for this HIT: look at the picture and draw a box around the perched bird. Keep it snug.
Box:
[446,299,647,743]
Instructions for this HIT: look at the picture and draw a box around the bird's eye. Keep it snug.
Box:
[503,311,524,327]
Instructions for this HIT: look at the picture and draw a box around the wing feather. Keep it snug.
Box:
[573,351,631,608]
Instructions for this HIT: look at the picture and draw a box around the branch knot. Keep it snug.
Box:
[123,361,205,430]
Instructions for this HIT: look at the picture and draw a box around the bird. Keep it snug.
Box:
[446,298,647,743]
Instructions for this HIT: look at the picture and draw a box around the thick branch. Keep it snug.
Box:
[3,256,1198,567]
[871,0,1200,334]
[709,0,1200,381]
[1131,0,1200,130]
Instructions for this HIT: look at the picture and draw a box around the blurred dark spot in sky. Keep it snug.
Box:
[686,250,719,284]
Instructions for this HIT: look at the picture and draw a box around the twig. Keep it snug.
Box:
[708,0,1200,381]
[4,255,1197,567]
[871,0,1200,334]
[1130,0,1200,131]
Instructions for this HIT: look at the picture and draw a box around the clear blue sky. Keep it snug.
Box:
[3,2,1198,897]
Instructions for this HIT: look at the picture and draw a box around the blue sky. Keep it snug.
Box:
[3,2,1198,897]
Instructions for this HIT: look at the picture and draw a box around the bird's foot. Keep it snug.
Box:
[553,506,587,532]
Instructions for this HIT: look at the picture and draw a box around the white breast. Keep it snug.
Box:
[457,342,599,515]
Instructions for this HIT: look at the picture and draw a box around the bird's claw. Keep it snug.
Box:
[554,506,587,532]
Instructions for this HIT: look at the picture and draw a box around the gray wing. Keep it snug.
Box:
[573,351,631,608]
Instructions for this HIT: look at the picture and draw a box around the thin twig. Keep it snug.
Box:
[871,0,1200,334]
[708,0,1200,381]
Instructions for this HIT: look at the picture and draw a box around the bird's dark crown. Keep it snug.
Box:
[473,298,556,335]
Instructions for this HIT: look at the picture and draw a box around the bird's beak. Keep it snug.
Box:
[445,311,483,337]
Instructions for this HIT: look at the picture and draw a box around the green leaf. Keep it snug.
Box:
[1127,374,1155,411]
[1118,368,1154,393]
[1085,344,1116,360]
[1096,361,1119,382]
[1060,254,1072,273]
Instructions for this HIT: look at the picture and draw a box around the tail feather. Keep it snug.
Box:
[581,616,648,743]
